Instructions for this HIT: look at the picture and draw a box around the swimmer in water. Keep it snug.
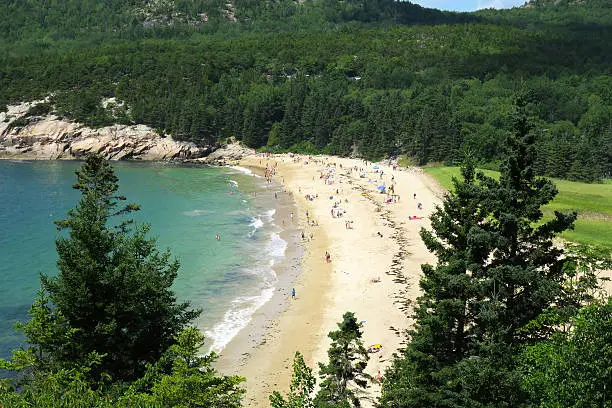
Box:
[216,234,220,240]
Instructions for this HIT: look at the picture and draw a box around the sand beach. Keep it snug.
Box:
[216,154,445,407]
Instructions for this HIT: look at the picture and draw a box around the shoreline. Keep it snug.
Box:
[213,165,305,373]
[219,155,612,408]
[193,163,291,358]
[214,156,334,404]
[214,154,443,407]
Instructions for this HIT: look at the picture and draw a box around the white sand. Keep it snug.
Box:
[219,154,444,407]
[214,153,612,407]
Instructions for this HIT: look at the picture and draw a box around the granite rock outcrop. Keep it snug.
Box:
[0,102,206,161]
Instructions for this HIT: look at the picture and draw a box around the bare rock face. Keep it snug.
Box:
[0,103,206,161]
[196,141,255,165]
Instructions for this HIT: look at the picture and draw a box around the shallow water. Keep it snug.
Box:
[0,160,284,358]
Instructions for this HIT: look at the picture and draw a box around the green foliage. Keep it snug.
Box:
[6,115,30,130]
[0,328,245,407]
[0,1,610,180]
[1,305,112,408]
[25,102,52,117]
[7,290,78,374]
[560,244,612,303]
[519,298,612,408]
[40,154,200,382]
[120,328,245,407]
[291,140,319,155]
[270,351,316,408]
[314,312,370,408]
[0,365,115,408]
[381,100,578,407]
[519,243,611,342]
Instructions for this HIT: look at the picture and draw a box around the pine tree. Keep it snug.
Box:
[314,312,370,408]
[40,154,200,382]
[380,96,578,407]
[474,96,577,346]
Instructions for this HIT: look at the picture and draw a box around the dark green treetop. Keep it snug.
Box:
[41,153,200,382]
[315,311,370,408]
[380,97,578,407]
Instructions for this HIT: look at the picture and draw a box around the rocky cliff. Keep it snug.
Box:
[191,140,256,165]
[0,102,207,161]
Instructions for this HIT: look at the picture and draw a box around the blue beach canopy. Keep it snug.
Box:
[378,185,386,191]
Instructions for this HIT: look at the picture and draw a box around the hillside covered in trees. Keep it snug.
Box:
[1,0,610,180]
[2,3,611,406]
[2,109,611,407]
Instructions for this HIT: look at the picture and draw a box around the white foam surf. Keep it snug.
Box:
[229,166,263,178]
[205,286,275,355]
[249,217,264,236]
[248,209,276,237]
[205,224,288,355]
[266,232,287,258]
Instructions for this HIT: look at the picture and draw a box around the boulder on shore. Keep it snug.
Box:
[191,142,255,165]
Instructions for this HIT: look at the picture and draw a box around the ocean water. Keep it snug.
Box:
[0,160,285,359]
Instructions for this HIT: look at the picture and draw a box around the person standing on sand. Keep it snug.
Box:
[292,288,296,299]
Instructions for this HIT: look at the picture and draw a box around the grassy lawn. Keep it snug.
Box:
[423,166,612,250]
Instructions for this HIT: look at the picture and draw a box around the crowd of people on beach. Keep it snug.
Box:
[222,153,435,404]
[249,154,428,319]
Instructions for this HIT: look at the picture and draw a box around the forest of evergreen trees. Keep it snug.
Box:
[2,106,611,407]
[1,2,611,406]
[1,0,610,182]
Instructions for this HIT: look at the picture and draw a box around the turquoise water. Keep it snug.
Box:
[0,160,285,359]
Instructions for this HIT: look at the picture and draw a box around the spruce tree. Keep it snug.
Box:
[380,97,577,407]
[314,312,370,408]
[40,154,200,382]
